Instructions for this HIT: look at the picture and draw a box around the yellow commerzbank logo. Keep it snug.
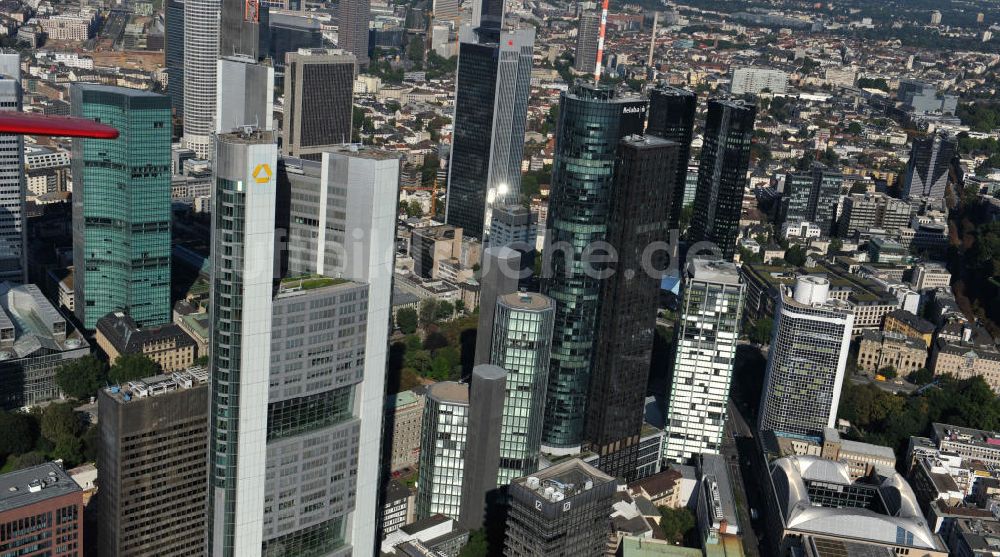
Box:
[253,163,272,184]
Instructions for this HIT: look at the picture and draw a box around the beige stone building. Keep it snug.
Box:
[931,340,1000,392]
[387,389,425,472]
[857,329,928,377]
[96,312,198,373]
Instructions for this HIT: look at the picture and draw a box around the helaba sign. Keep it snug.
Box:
[252,163,272,184]
[622,105,646,115]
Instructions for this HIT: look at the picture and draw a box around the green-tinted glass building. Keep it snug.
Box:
[71,84,172,329]
[541,83,647,452]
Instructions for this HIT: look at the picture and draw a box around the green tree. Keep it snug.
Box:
[418,299,438,327]
[435,300,454,321]
[658,506,696,545]
[0,412,39,459]
[829,238,844,254]
[455,300,466,314]
[405,200,423,218]
[52,434,85,468]
[747,318,774,345]
[397,308,419,334]
[9,451,47,471]
[458,529,488,557]
[109,354,161,384]
[193,355,209,366]
[846,122,864,135]
[784,244,807,266]
[878,365,898,379]
[909,367,934,385]
[406,36,425,68]
[54,355,108,400]
[40,403,83,444]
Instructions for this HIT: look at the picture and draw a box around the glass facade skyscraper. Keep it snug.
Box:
[758,276,855,438]
[541,83,647,452]
[71,84,172,329]
[647,85,696,230]
[165,0,184,116]
[446,27,534,239]
[586,136,678,479]
[664,259,745,464]
[780,164,843,236]
[416,381,470,521]
[490,292,555,485]
[688,99,756,260]
[0,52,24,283]
[902,133,956,200]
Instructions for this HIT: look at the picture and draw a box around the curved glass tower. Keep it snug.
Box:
[541,83,647,452]
[182,0,220,158]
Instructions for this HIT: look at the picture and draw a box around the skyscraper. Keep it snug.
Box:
[416,381,470,521]
[71,84,172,329]
[282,49,356,159]
[472,0,504,30]
[0,51,24,283]
[542,83,647,453]
[504,459,618,556]
[902,133,956,200]
[165,0,184,116]
[663,259,745,464]
[490,292,554,484]
[216,56,274,133]
[573,11,600,74]
[647,85,696,230]
[207,129,277,556]
[758,276,855,438]
[446,27,534,239]
[274,148,400,555]
[337,0,370,67]
[97,367,209,557]
[219,0,269,60]
[182,0,221,158]
[779,164,843,236]
[586,135,678,479]
[688,99,756,260]
[473,245,520,366]
[268,13,323,81]
[459,364,506,531]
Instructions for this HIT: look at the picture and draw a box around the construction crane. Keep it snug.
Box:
[401,176,441,216]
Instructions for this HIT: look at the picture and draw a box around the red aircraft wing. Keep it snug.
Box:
[0,112,119,139]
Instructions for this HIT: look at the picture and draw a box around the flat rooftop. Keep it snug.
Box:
[515,458,615,501]
[426,381,468,405]
[103,366,208,403]
[689,257,742,286]
[0,462,81,513]
[497,291,553,311]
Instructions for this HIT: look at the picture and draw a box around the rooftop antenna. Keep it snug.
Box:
[594,0,609,82]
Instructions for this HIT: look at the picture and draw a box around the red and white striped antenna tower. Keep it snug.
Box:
[594,0,609,82]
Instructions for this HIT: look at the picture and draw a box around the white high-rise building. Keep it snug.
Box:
[183,0,220,158]
[664,259,745,464]
[758,276,855,438]
[730,67,788,95]
[215,56,274,134]
[0,51,24,283]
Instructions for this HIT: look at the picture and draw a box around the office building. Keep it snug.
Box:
[219,0,269,60]
[459,364,507,531]
[857,330,927,377]
[780,165,843,236]
[95,311,198,372]
[207,129,277,556]
[338,0,370,66]
[664,259,745,464]
[688,99,756,260]
[758,276,855,438]
[0,52,24,283]
[542,83,647,453]
[504,459,619,556]
[71,84,172,329]
[416,381,470,521]
[647,85,696,230]
[282,49,356,159]
[489,204,538,251]
[381,479,412,537]
[216,56,274,133]
[911,262,951,291]
[409,224,463,280]
[446,27,534,239]
[387,390,425,472]
[586,136,678,478]
[902,133,956,200]
[0,462,83,557]
[490,292,555,485]
[268,13,323,80]
[473,246,520,366]
[0,283,89,410]
[165,0,184,115]
[730,67,788,95]
[472,0,503,30]
[838,192,912,237]
[432,0,460,23]
[278,148,399,554]
[182,0,220,158]
[763,456,946,557]
[574,11,600,73]
[97,367,208,557]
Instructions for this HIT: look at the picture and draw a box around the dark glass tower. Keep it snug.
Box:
[574,11,600,74]
[902,133,956,200]
[219,0,270,60]
[688,99,756,260]
[446,27,534,239]
[338,0,370,66]
[780,164,843,236]
[541,83,647,452]
[282,48,357,160]
[647,85,696,230]
[165,0,184,116]
[586,135,678,479]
